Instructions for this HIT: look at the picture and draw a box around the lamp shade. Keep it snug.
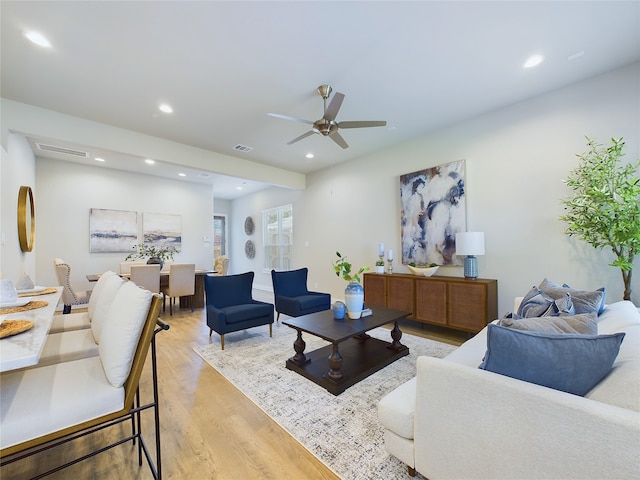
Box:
[455,232,485,256]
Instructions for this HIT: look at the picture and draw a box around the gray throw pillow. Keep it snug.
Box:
[516,286,575,318]
[538,278,605,315]
[499,312,598,335]
[479,324,625,396]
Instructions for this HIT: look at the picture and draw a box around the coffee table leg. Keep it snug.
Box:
[390,320,405,350]
[292,329,308,366]
[327,343,343,381]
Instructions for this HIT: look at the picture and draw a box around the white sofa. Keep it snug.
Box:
[378,300,640,479]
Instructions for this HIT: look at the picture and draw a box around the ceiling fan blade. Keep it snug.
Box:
[267,112,314,125]
[338,120,387,129]
[324,92,345,121]
[330,131,349,149]
[286,130,315,145]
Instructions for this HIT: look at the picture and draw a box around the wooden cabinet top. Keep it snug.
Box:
[364,272,497,284]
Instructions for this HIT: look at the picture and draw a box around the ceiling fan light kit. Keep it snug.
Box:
[268,84,387,149]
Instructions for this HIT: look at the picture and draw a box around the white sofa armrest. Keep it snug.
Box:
[414,356,640,480]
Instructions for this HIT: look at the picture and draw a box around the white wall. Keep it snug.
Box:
[34,159,215,292]
[231,62,640,315]
[0,134,37,281]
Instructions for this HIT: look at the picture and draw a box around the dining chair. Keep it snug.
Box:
[53,258,91,314]
[119,260,146,275]
[130,264,161,294]
[213,255,230,276]
[161,263,195,315]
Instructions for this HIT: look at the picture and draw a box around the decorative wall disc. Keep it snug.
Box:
[245,240,255,259]
[244,216,255,235]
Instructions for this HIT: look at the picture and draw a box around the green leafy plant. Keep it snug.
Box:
[125,243,180,262]
[560,137,640,300]
[333,251,369,283]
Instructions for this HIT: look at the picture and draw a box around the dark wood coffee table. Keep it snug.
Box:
[282,307,411,395]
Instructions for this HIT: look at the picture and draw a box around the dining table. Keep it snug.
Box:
[86,269,215,309]
[0,286,63,372]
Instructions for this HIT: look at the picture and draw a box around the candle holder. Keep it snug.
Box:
[386,258,393,274]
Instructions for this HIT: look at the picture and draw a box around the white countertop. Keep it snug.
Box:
[0,287,63,372]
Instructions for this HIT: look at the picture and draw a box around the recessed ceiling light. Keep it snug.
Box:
[25,30,52,48]
[523,54,544,69]
[158,104,173,114]
[94,157,105,162]
[178,173,186,177]
[236,186,243,190]
[305,153,314,159]
[145,159,155,165]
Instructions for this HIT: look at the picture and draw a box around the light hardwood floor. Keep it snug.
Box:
[1,291,467,479]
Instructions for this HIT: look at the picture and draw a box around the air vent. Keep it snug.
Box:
[35,143,90,158]
[233,144,253,153]
[198,172,211,178]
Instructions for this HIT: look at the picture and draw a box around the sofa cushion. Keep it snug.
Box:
[99,282,152,388]
[499,312,597,335]
[377,377,417,440]
[479,324,625,396]
[538,278,605,315]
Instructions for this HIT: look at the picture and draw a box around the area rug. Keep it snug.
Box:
[194,323,456,480]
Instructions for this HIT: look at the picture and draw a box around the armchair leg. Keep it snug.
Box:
[276,312,280,323]
[408,466,416,477]
[209,328,213,336]
[221,334,225,350]
[269,324,272,337]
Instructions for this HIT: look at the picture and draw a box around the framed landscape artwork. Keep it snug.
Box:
[143,213,182,250]
[89,208,138,253]
[400,159,466,266]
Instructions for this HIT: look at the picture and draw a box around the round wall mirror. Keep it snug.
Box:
[18,185,35,252]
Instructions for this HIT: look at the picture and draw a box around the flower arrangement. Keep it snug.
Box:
[332,251,369,283]
[125,243,180,262]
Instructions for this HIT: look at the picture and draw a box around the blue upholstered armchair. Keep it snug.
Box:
[271,268,331,322]
[204,272,274,350]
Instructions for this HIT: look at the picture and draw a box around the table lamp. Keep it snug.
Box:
[455,232,485,278]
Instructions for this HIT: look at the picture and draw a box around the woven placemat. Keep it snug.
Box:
[17,287,58,297]
[0,319,34,338]
[0,300,48,315]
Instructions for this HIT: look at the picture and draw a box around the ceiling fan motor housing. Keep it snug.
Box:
[313,119,338,136]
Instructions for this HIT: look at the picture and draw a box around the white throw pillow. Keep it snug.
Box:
[87,271,117,320]
[99,282,153,388]
[91,274,125,343]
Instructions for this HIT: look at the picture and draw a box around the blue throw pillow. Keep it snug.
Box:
[538,278,606,315]
[516,286,575,318]
[479,324,625,396]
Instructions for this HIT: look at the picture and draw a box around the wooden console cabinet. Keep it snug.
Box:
[363,273,498,333]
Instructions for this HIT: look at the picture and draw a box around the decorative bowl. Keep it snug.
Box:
[406,265,439,277]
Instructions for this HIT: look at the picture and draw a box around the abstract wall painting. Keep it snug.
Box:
[143,213,182,250]
[89,208,138,253]
[400,159,466,266]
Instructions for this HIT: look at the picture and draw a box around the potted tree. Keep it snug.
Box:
[560,137,639,300]
[333,252,369,319]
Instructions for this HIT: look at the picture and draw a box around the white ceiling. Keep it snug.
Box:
[2,1,639,198]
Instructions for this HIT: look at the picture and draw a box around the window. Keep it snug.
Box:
[213,214,227,258]
[263,204,293,271]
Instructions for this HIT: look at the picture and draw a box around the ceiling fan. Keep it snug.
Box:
[267,85,387,149]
